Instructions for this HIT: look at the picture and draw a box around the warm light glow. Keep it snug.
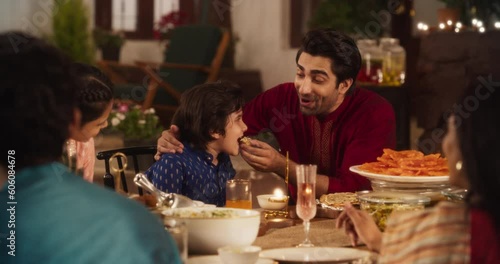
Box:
[447,20,453,26]
[472,18,478,25]
[417,22,424,30]
[423,25,429,31]
[456,22,463,29]
[477,21,483,28]
[479,27,486,33]
[273,189,284,197]
[455,28,460,33]
[439,23,445,29]
[495,22,500,29]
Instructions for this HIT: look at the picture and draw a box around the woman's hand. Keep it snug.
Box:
[154,125,184,160]
[336,202,382,252]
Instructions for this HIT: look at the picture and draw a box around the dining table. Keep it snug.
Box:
[186,205,377,264]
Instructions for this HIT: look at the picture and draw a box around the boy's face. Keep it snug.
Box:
[215,109,247,156]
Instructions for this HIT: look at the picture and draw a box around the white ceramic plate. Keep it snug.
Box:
[259,247,372,263]
[187,255,275,264]
[350,165,449,183]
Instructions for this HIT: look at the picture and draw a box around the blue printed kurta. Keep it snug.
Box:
[145,143,235,207]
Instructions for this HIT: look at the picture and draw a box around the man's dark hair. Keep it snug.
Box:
[172,80,245,150]
[0,31,79,169]
[296,28,361,94]
[72,62,114,125]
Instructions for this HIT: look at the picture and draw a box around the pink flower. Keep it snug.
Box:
[118,103,129,113]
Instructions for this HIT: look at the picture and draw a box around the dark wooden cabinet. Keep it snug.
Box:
[361,85,410,150]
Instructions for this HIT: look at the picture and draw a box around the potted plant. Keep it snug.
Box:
[93,28,126,61]
[153,10,189,47]
[107,103,164,147]
[51,0,94,64]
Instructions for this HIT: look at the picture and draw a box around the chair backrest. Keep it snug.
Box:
[96,145,157,195]
[153,24,230,106]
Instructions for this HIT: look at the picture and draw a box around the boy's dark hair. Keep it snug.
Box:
[172,80,245,150]
[0,31,79,169]
[296,29,361,94]
[72,62,114,125]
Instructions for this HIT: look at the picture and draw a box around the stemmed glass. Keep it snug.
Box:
[295,164,317,247]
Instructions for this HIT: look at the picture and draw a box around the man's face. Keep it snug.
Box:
[294,52,347,116]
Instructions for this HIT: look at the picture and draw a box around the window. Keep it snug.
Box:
[95,0,179,39]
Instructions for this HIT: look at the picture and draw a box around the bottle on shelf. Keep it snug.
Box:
[379,37,406,86]
[356,39,384,86]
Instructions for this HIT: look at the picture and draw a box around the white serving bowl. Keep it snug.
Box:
[257,194,289,210]
[162,207,260,255]
[218,245,261,264]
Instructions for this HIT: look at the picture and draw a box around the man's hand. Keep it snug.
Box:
[336,202,382,252]
[240,138,285,174]
[155,125,183,160]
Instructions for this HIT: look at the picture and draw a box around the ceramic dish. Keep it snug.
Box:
[350,165,449,183]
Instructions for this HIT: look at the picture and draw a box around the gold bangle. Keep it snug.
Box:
[285,151,289,184]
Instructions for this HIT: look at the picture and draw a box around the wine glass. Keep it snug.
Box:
[295,164,317,247]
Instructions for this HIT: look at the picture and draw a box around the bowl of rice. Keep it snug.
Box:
[162,207,261,255]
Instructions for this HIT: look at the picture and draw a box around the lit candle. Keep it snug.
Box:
[269,189,288,203]
[495,22,500,29]
[447,20,453,26]
[456,22,462,29]
[439,23,445,30]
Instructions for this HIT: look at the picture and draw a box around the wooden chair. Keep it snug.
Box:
[96,145,157,195]
[98,25,231,125]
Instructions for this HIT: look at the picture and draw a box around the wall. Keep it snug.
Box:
[0,0,446,90]
[231,0,297,90]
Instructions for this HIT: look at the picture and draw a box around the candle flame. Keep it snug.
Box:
[273,189,284,197]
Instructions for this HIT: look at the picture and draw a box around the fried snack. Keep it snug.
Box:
[239,136,251,145]
[359,148,449,176]
[319,192,359,209]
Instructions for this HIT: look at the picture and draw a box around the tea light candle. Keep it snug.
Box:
[269,189,288,203]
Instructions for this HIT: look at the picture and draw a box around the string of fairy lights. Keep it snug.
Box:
[417,18,500,34]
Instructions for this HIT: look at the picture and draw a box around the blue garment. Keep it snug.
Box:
[146,143,235,207]
[0,162,181,264]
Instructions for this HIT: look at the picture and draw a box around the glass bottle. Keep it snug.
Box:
[379,38,406,86]
[356,39,383,85]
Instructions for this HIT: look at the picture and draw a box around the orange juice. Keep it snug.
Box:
[225,199,252,209]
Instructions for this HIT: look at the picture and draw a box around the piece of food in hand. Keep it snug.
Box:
[319,192,359,210]
[239,136,252,145]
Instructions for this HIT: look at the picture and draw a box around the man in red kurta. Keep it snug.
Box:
[156,28,395,201]
[242,82,395,199]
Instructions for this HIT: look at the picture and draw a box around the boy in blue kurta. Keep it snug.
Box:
[146,81,247,206]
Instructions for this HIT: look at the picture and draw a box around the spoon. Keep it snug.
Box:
[133,173,196,208]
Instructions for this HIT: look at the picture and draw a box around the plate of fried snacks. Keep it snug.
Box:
[350,148,449,183]
[318,192,360,210]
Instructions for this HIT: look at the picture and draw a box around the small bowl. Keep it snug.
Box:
[218,245,261,264]
[257,194,289,210]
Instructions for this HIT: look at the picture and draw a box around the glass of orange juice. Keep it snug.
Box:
[225,179,252,209]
